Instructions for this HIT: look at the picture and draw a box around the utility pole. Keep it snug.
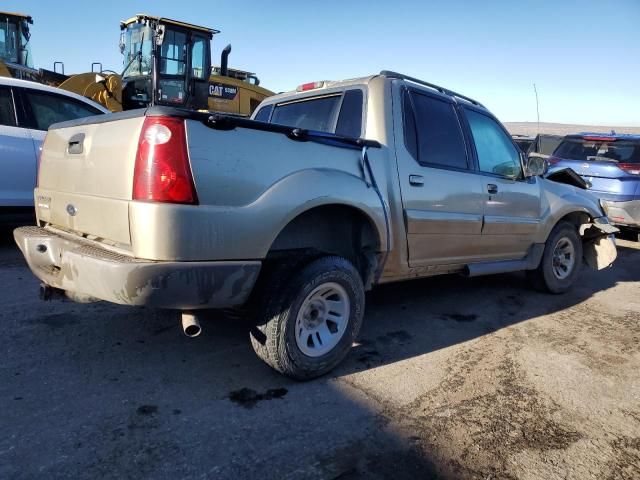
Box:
[533,83,540,135]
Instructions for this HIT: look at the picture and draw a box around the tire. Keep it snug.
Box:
[527,221,582,294]
[249,256,365,380]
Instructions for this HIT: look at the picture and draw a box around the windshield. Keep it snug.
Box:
[0,17,18,63]
[554,138,640,164]
[122,24,152,77]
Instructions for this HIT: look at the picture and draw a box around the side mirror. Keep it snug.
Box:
[525,155,548,177]
[119,32,125,54]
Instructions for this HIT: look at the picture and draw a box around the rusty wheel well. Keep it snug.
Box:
[265,205,382,289]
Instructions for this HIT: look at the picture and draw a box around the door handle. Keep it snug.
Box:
[487,183,498,194]
[409,175,424,186]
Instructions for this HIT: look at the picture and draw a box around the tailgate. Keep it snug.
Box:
[36,114,146,246]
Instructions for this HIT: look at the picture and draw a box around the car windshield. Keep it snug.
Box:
[122,24,152,77]
[0,17,18,63]
[554,138,640,164]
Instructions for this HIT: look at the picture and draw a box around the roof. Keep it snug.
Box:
[0,77,109,113]
[0,11,33,23]
[120,14,218,36]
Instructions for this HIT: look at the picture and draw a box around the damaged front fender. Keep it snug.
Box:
[580,220,618,270]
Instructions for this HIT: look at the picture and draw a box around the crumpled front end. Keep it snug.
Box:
[580,217,618,270]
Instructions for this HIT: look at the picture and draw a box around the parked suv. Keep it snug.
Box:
[15,71,617,379]
[550,133,640,234]
[0,77,108,221]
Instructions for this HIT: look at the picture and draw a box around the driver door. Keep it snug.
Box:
[462,107,542,260]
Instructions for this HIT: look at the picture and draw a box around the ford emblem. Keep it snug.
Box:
[66,204,77,216]
[582,163,589,169]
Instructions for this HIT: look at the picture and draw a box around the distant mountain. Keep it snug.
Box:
[504,122,640,137]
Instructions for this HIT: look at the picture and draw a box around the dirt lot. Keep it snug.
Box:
[504,122,640,137]
[1,228,639,480]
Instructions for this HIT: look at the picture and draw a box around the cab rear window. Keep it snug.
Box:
[554,138,640,164]
[266,89,364,137]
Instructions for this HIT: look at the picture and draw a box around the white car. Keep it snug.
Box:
[0,77,108,219]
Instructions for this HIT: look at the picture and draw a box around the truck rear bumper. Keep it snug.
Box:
[14,226,261,309]
[602,199,640,228]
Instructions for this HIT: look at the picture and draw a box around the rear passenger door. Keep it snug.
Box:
[462,107,542,259]
[0,86,38,207]
[395,87,486,267]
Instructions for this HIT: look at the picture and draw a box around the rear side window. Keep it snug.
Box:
[271,95,341,132]
[403,91,468,169]
[554,138,640,164]
[335,89,363,137]
[269,89,364,136]
[0,87,16,127]
[253,104,273,122]
[22,89,102,131]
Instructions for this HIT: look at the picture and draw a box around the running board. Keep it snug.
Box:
[463,244,544,278]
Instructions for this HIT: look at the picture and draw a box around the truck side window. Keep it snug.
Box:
[271,95,341,132]
[0,87,16,127]
[254,104,273,122]
[465,109,522,178]
[404,91,468,170]
[335,90,363,138]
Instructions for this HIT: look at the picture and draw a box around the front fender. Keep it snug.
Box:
[534,179,604,243]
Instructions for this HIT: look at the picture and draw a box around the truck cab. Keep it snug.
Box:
[120,14,215,111]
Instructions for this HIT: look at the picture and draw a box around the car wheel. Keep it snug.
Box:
[250,256,365,380]
[527,221,582,294]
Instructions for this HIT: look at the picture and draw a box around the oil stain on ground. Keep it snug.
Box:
[228,387,288,409]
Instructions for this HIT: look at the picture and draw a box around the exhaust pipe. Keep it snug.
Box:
[220,44,231,77]
[181,312,202,338]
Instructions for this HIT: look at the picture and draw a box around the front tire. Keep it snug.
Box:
[527,221,582,294]
[250,256,365,380]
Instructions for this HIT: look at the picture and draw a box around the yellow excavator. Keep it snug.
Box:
[118,14,273,114]
[1,10,123,110]
[1,11,273,115]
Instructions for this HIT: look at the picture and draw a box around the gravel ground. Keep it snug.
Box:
[1,228,638,480]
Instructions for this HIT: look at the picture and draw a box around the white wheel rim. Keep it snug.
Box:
[552,237,575,280]
[295,282,350,357]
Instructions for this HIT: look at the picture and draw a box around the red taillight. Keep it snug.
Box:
[133,116,198,204]
[548,156,562,165]
[583,136,616,142]
[296,81,326,92]
[619,163,640,175]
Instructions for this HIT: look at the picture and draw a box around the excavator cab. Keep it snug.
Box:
[120,14,216,110]
[0,11,36,79]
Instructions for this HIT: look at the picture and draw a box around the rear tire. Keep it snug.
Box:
[250,256,365,380]
[527,221,582,294]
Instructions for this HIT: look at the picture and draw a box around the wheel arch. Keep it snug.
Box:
[265,203,384,289]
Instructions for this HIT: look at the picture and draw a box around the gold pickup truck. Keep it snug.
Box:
[14,71,617,379]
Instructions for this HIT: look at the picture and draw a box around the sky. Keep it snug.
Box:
[6,0,640,125]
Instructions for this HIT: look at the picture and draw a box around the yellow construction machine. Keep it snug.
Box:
[118,14,273,115]
[0,10,122,110]
[1,11,272,115]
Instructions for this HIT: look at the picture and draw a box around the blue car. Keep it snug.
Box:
[550,133,640,233]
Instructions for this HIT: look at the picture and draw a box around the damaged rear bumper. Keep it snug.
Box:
[14,226,261,309]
